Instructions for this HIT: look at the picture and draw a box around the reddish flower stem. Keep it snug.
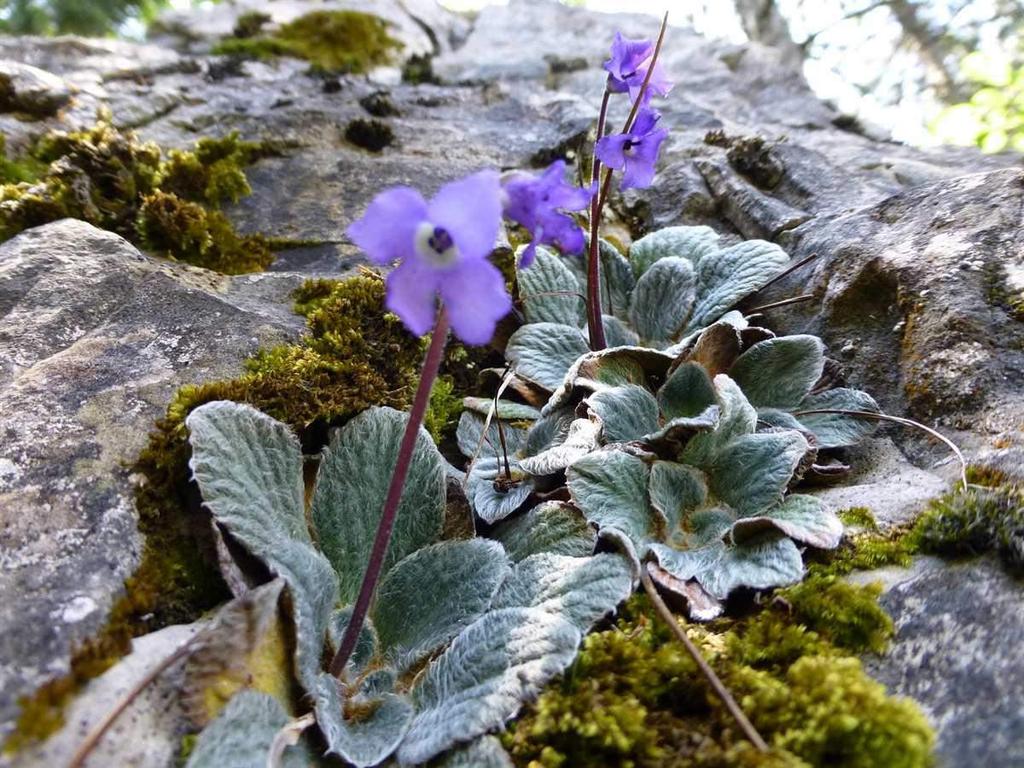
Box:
[585,87,612,350]
[329,307,451,678]
[587,12,670,351]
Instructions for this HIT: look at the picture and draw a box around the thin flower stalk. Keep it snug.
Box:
[329,308,451,678]
[587,13,670,351]
[639,566,769,753]
[596,12,670,212]
[585,86,613,350]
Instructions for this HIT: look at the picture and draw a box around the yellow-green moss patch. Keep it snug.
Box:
[0,119,278,273]
[505,579,931,768]
[912,480,1023,571]
[213,11,402,74]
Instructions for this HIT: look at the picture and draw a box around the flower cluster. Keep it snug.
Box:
[502,160,595,268]
[596,31,673,190]
[347,26,672,346]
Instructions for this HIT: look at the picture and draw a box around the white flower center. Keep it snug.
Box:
[415,221,460,267]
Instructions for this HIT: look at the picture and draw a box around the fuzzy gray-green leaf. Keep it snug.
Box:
[185,690,309,768]
[518,417,600,475]
[586,384,660,443]
[685,240,789,333]
[186,400,307,544]
[456,410,528,459]
[648,461,706,533]
[709,430,810,516]
[629,225,720,277]
[436,736,514,767]
[315,673,413,768]
[466,456,533,523]
[312,406,445,605]
[729,335,825,408]
[491,501,596,561]
[680,375,758,468]
[602,314,640,347]
[650,533,804,600]
[186,401,338,692]
[490,553,634,632]
[399,607,581,765]
[328,608,378,676]
[506,322,590,391]
[657,361,717,419]
[373,540,510,670]
[795,388,880,448]
[628,257,696,342]
[567,451,656,549]
[463,397,542,421]
[730,494,842,549]
[517,246,585,326]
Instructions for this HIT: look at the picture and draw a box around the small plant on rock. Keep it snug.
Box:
[68,15,928,768]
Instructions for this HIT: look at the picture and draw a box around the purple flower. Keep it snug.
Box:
[346,170,511,345]
[595,108,669,190]
[603,32,673,104]
[502,160,595,268]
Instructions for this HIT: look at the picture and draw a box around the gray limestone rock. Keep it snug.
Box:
[0,220,303,743]
[0,60,71,117]
[850,557,1024,768]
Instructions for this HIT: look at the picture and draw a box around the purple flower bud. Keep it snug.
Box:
[346,170,512,345]
[603,31,673,105]
[595,107,669,190]
[502,160,596,268]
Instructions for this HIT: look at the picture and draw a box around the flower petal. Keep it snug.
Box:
[595,134,630,170]
[604,32,653,82]
[630,107,661,137]
[520,238,539,269]
[541,211,586,255]
[429,170,503,261]
[346,187,428,265]
[439,258,512,345]
[386,257,442,337]
[621,128,668,190]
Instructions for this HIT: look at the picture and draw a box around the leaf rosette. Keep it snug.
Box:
[182,402,633,767]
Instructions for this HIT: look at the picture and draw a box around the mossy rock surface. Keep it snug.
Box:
[0,120,279,274]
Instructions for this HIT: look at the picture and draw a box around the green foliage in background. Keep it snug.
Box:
[932,51,1024,153]
[0,0,170,36]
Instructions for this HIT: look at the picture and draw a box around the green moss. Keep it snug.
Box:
[838,507,878,531]
[738,656,932,768]
[0,120,276,274]
[344,118,395,153]
[2,119,161,240]
[212,11,402,75]
[402,53,440,85]
[780,573,893,655]
[232,10,271,38]
[912,483,1024,571]
[157,132,278,207]
[505,527,934,768]
[0,135,45,184]
[425,375,462,444]
[136,191,274,273]
[813,526,914,577]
